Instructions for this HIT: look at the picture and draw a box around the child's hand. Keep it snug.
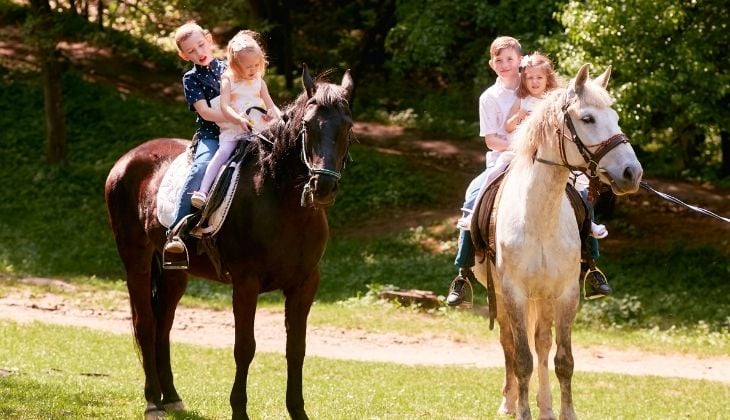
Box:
[517,109,530,124]
[264,108,278,121]
[239,117,252,132]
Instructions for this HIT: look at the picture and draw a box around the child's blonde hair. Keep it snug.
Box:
[489,36,522,61]
[225,30,268,82]
[174,21,209,51]
[516,52,560,98]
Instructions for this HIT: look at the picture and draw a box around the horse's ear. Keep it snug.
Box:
[302,63,315,98]
[594,65,611,89]
[574,63,590,96]
[341,69,354,101]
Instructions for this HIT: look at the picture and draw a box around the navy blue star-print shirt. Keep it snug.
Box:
[182,58,227,140]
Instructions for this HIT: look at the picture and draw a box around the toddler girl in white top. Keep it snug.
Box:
[505,52,607,239]
[191,30,280,208]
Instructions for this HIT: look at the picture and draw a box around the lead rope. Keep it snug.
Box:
[640,181,730,224]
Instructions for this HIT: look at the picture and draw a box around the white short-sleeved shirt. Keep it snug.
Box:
[478,78,518,166]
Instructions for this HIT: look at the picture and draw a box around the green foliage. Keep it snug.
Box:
[557,0,729,177]
[327,147,444,227]
[0,70,192,277]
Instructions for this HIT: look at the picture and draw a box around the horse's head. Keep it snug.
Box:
[298,64,354,207]
[561,64,643,195]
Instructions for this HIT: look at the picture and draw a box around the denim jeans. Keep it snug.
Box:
[579,189,601,259]
[453,169,489,268]
[171,137,219,228]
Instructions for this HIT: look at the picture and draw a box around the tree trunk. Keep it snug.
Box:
[97,0,103,30]
[30,0,68,165]
[721,130,730,178]
[41,48,68,165]
[247,0,294,88]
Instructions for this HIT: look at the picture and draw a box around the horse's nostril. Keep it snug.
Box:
[623,166,634,182]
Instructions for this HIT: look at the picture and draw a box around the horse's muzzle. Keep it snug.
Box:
[301,175,339,207]
[601,161,643,195]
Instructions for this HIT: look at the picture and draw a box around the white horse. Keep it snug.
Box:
[472,64,643,420]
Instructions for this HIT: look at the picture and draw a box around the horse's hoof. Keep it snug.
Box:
[497,404,515,416]
[163,400,185,412]
[144,403,165,420]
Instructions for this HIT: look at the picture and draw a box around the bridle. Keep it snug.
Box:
[536,94,629,180]
[298,114,352,207]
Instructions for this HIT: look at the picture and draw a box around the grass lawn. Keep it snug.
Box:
[1,321,728,419]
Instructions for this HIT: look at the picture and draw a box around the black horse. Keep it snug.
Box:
[104,66,353,419]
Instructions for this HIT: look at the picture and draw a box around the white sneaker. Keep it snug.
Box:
[191,191,207,209]
[591,222,608,239]
[164,237,186,254]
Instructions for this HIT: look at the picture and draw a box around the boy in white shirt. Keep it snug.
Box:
[447,36,522,306]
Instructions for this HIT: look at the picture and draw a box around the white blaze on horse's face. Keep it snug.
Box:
[564,65,643,194]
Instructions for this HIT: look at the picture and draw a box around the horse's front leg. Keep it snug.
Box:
[230,278,260,420]
[502,282,532,420]
[534,301,556,420]
[282,270,319,420]
[554,290,579,420]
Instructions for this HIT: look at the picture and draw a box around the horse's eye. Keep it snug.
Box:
[581,115,595,124]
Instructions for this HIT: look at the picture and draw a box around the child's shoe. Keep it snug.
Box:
[590,222,608,239]
[191,191,207,209]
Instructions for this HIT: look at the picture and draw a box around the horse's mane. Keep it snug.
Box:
[254,75,349,182]
[511,77,614,161]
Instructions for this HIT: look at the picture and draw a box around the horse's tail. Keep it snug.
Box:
[150,252,164,318]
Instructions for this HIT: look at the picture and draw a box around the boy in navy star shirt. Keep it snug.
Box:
[164,22,228,255]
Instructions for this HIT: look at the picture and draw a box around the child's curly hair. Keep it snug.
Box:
[517,52,560,98]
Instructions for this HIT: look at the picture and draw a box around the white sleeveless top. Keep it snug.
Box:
[211,76,268,136]
[520,95,543,113]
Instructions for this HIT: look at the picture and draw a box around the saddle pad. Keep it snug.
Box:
[157,153,190,229]
[189,155,244,238]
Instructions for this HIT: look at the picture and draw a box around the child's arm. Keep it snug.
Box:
[485,134,511,152]
[505,99,528,133]
[259,80,282,119]
[219,76,251,130]
[192,100,227,123]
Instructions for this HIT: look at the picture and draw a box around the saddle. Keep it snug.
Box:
[161,140,259,271]
[470,165,592,329]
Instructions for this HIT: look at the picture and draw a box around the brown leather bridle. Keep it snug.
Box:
[536,97,629,181]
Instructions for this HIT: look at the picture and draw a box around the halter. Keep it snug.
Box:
[536,93,629,181]
[298,120,352,207]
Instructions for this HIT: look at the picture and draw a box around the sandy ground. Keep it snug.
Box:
[1,286,728,384]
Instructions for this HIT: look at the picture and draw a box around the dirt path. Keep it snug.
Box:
[1,286,729,384]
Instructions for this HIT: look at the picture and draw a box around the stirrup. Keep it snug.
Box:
[582,267,607,300]
[163,240,189,270]
[448,275,474,308]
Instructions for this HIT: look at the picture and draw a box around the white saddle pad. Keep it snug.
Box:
[157,153,189,229]
[156,151,243,237]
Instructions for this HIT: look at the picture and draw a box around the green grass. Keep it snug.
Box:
[2,321,728,419]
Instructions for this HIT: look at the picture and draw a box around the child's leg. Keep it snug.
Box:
[197,140,238,196]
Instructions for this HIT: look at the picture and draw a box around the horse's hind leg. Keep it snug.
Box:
[282,273,319,420]
[122,247,187,418]
[534,302,556,420]
[151,263,189,410]
[554,293,579,420]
